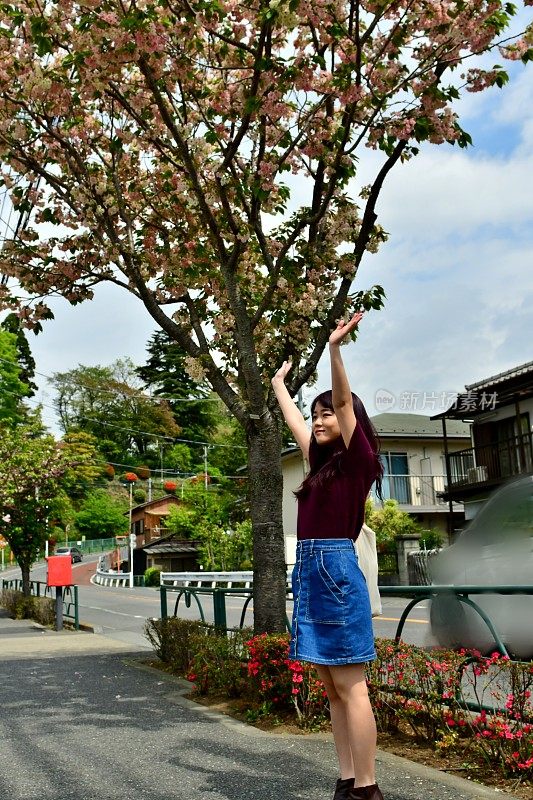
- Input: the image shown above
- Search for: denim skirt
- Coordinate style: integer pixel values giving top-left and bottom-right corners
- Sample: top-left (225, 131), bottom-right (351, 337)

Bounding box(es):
top-left (290, 538), bottom-right (376, 666)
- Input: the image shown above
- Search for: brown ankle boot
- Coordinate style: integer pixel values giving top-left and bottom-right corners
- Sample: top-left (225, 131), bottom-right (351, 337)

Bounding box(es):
top-left (333, 778), bottom-right (355, 800)
top-left (346, 784), bottom-right (384, 800)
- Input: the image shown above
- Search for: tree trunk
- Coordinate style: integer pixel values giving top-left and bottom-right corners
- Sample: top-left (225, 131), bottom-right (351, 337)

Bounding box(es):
top-left (21, 563), bottom-right (31, 597)
top-left (248, 420), bottom-right (287, 634)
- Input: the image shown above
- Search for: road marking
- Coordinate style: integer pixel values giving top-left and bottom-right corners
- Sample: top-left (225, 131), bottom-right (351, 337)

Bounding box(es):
top-left (378, 617), bottom-right (428, 625)
top-left (84, 606), bottom-right (145, 619)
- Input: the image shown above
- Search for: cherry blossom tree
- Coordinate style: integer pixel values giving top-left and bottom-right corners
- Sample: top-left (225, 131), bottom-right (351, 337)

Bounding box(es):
top-left (0, 0), bottom-right (531, 630)
top-left (0, 422), bottom-right (99, 594)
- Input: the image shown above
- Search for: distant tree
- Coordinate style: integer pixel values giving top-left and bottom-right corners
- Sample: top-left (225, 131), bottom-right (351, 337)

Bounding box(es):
top-left (50, 358), bottom-right (180, 463)
top-left (60, 430), bottom-right (107, 500)
top-left (365, 498), bottom-right (423, 552)
top-left (164, 443), bottom-right (193, 474)
top-left (0, 328), bottom-right (30, 424)
top-left (47, 490), bottom-right (76, 539)
top-left (0, 422), bottom-right (93, 594)
top-left (74, 490), bottom-right (129, 539)
top-left (138, 330), bottom-right (219, 443)
top-left (165, 483), bottom-right (251, 569)
top-left (1, 313), bottom-right (37, 396)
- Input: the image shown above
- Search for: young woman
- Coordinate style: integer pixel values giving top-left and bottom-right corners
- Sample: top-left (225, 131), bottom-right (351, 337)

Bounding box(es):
top-left (271, 313), bottom-right (384, 800)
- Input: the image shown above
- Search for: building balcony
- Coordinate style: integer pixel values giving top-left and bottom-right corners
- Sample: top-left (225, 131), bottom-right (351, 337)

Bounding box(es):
top-left (446, 431), bottom-right (533, 496)
top-left (372, 474), bottom-right (463, 513)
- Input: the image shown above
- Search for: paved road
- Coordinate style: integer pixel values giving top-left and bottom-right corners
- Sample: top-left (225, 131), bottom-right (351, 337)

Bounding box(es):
top-left (0, 612), bottom-right (515, 800)
top-left (1, 556), bottom-right (436, 650)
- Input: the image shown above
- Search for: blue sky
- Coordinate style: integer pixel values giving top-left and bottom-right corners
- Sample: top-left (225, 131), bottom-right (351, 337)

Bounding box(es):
top-left (18, 57), bottom-right (533, 433)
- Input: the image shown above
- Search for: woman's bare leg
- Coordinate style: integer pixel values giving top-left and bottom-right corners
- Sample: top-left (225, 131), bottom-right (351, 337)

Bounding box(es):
top-left (314, 664), bottom-right (355, 780)
top-left (328, 663), bottom-right (377, 787)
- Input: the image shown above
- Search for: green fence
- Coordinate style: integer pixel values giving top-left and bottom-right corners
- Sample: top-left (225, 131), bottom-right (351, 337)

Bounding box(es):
top-left (61, 537), bottom-right (116, 554)
top-left (159, 583), bottom-right (533, 661)
top-left (1, 578), bottom-right (79, 629)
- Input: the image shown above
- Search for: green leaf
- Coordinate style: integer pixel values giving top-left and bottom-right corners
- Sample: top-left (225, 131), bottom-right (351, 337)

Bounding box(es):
top-left (204, 129), bottom-right (218, 145)
top-left (494, 70), bottom-right (509, 89)
top-left (244, 95), bottom-right (261, 116)
top-left (41, 208), bottom-right (59, 224)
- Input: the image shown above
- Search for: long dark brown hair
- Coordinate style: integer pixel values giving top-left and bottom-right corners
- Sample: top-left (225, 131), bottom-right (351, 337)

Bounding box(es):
top-left (294, 390), bottom-right (383, 500)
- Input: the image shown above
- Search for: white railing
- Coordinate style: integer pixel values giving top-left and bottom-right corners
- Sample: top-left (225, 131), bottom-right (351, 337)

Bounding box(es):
top-left (93, 566), bottom-right (130, 587)
top-left (93, 549), bottom-right (130, 587)
top-left (161, 570), bottom-right (293, 589)
top-left (376, 474), bottom-right (453, 507)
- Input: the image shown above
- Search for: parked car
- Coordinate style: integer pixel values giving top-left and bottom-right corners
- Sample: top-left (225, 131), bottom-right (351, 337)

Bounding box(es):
top-left (429, 475), bottom-right (533, 659)
top-left (55, 546), bottom-right (83, 564)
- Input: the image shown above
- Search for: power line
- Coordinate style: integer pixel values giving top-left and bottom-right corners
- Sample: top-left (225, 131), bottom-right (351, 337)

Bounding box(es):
top-left (0, 386), bottom-right (248, 449)
top-left (0, 353), bottom-right (219, 404)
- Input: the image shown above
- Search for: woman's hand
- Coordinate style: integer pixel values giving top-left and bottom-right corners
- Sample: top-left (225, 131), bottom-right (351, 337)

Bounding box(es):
top-left (329, 312), bottom-right (364, 346)
top-left (272, 360), bottom-right (292, 384)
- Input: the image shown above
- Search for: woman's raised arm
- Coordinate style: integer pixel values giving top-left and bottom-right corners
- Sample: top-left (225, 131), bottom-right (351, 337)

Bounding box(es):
top-left (329, 312), bottom-right (364, 448)
top-left (271, 361), bottom-right (310, 461)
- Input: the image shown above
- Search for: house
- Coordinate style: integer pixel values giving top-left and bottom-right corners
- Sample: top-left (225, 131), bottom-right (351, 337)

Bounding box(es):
top-left (127, 494), bottom-right (200, 575)
top-left (133, 534), bottom-right (201, 575)
top-left (431, 360), bottom-right (533, 521)
top-left (128, 495), bottom-right (182, 546)
top-left (281, 412), bottom-right (471, 564)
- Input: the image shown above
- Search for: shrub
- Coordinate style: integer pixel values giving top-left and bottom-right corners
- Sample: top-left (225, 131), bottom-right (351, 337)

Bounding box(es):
top-left (244, 632), bottom-right (328, 727)
top-left (144, 566), bottom-right (162, 587)
top-left (134, 488), bottom-right (146, 504)
top-left (187, 628), bottom-right (250, 698)
top-left (145, 618), bottom-right (533, 776)
top-left (365, 499), bottom-right (423, 552)
top-left (144, 617), bottom-right (207, 670)
top-left (1, 589), bottom-right (55, 626)
top-left (419, 528), bottom-right (443, 550)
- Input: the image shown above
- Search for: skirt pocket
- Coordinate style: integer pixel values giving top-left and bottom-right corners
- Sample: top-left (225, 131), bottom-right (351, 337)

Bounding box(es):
top-left (306, 550), bottom-right (347, 625)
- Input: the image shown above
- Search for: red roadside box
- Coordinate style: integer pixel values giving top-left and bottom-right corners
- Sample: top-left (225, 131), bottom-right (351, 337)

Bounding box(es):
top-left (46, 555), bottom-right (73, 587)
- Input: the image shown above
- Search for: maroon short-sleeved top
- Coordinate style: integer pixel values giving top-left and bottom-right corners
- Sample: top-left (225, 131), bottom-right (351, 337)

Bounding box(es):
top-left (297, 423), bottom-right (377, 541)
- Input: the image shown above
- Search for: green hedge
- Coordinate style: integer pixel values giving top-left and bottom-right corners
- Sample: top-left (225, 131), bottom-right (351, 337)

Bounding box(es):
top-left (1, 589), bottom-right (55, 627)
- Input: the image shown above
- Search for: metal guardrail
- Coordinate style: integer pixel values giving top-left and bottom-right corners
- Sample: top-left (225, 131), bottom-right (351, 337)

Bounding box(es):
top-left (93, 567), bottom-right (131, 587)
top-left (161, 570), bottom-right (293, 589)
top-left (1, 579), bottom-right (79, 629)
top-left (159, 583), bottom-right (533, 661)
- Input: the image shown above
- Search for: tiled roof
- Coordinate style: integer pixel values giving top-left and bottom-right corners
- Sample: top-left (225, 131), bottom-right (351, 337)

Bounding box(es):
top-left (142, 535), bottom-right (199, 555)
top-left (370, 413), bottom-right (470, 437)
top-left (466, 360), bottom-right (533, 391)
top-left (126, 494), bottom-right (180, 515)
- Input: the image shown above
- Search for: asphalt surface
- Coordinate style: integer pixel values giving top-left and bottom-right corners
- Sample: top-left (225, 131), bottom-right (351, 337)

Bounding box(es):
top-left (0, 610), bottom-right (519, 800)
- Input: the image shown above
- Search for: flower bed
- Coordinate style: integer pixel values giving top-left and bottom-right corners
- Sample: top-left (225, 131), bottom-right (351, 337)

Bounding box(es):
top-left (145, 619), bottom-right (533, 788)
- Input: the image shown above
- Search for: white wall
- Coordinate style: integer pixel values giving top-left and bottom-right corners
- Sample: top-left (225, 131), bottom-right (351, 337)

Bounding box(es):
top-left (473, 397), bottom-right (533, 428)
top-left (378, 436), bottom-right (470, 477)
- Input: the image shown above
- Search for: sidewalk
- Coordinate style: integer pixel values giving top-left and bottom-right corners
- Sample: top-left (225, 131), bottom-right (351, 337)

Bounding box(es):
top-left (0, 610), bottom-right (519, 800)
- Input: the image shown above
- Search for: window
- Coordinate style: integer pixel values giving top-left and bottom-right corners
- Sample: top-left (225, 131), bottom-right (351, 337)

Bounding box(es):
top-left (380, 452), bottom-right (411, 504)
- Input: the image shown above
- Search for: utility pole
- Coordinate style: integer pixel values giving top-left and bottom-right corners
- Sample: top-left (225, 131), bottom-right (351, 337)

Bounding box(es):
top-left (128, 481), bottom-right (134, 589)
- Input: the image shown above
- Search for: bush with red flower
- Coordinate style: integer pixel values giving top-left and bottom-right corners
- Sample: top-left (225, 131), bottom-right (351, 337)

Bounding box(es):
top-left (144, 617), bottom-right (533, 781)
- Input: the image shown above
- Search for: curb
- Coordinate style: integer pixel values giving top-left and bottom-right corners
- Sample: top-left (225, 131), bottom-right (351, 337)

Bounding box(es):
top-left (127, 658), bottom-right (521, 800)
top-left (77, 621), bottom-right (104, 634)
